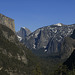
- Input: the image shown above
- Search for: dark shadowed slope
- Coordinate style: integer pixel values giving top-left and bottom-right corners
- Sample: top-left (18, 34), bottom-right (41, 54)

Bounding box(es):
top-left (0, 24), bottom-right (42, 75)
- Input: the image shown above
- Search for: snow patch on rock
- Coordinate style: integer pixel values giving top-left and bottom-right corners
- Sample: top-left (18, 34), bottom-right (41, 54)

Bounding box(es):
top-left (22, 27), bottom-right (26, 29)
top-left (33, 44), bottom-right (36, 49)
top-left (35, 33), bottom-right (39, 37)
top-left (17, 35), bottom-right (22, 41)
top-left (54, 23), bottom-right (63, 26)
top-left (43, 46), bottom-right (46, 48)
top-left (44, 49), bottom-right (47, 52)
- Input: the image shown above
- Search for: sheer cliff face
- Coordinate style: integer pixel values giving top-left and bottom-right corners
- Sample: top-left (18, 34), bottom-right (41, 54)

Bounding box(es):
top-left (0, 14), bottom-right (15, 32)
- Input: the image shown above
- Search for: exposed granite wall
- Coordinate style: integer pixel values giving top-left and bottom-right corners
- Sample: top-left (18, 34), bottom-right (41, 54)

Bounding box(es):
top-left (0, 14), bottom-right (15, 32)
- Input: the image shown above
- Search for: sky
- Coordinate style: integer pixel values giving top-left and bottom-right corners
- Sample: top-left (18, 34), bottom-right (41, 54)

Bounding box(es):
top-left (0, 0), bottom-right (75, 32)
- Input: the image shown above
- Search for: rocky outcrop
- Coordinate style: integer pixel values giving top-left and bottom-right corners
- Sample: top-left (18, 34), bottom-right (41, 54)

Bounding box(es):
top-left (0, 14), bottom-right (15, 32)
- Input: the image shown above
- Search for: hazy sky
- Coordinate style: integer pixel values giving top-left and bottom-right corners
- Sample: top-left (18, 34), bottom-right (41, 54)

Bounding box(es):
top-left (0, 0), bottom-right (75, 32)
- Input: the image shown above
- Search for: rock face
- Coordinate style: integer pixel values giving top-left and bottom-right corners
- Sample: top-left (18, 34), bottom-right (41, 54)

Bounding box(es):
top-left (0, 14), bottom-right (15, 32)
top-left (22, 24), bottom-right (75, 55)
top-left (17, 27), bottom-right (31, 41)
top-left (63, 30), bottom-right (75, 69)
top-left (60, 29), bottom-right (75, 59)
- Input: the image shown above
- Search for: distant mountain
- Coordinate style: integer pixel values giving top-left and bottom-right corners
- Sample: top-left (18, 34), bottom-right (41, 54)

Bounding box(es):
top-left (22, 23), bottom-right (75, 56)
top-left (17, 27), bottom-right (31, 41)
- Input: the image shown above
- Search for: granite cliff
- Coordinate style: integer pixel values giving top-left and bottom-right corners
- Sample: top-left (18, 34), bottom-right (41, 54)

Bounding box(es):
top-left (0, 14), bottom-right (15, 32)
top-left (22, 23), bottom-right (75, 57)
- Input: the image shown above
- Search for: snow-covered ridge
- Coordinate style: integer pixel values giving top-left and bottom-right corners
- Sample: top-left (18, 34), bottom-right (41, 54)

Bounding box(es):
top-left (54, 23), bottom-right (63, 26)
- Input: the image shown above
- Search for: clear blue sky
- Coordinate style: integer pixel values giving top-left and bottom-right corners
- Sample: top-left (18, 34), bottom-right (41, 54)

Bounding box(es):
top-left (0, 0), bottom-right (75, 32)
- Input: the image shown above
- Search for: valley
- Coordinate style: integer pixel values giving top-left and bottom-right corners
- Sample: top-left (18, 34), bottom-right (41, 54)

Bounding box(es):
top-left (0, 14), bottom-right (75, 75)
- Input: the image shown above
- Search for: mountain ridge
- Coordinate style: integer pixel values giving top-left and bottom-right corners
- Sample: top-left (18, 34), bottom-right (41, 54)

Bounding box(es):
top-left (21, 24), bottom-right (75, 57)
